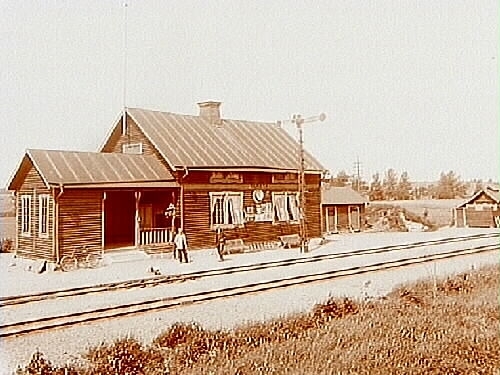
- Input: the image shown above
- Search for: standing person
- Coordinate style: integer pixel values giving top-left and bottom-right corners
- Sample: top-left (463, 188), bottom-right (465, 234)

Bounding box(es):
top-left (174, 228), bottom-right (189, 263)
top-left (215, 227), bottom-right (225, 262)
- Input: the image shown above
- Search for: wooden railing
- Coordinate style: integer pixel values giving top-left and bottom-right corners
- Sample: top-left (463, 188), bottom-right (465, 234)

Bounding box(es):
top-left (139, 228), bottom-right (173, 245)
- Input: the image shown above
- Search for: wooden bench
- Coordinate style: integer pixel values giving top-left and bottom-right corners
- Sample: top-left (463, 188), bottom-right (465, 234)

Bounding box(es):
top-left (279, 234), bottom-right (302, 248)
top-left (224, 239), bottom-right (249, 254)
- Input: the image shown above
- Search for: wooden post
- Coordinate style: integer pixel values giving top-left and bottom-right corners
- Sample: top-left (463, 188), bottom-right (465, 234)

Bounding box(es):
top-left (134, 191), bottom-right (141, 247)
top-left (325, 206), bottom-right (329, 233)
top-left (334, 206), bottom-right (338, 233)
top-left (101, 192), bottom-right (106, 253)
top-left (32, 188), bottom-right (36, 255)
top-left (180, 186), bottom-right (184, 231)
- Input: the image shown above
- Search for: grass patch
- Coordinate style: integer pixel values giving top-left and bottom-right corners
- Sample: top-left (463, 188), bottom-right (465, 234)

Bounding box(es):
top-left (18, 266), bottom-right (499, 374)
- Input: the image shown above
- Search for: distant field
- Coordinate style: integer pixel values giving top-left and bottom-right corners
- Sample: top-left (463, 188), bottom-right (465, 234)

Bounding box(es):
top-left (0, 216), bottom-right (15, 239)
top-left (0, 192), bottom-right (15, 215)
top-left (370, 199), bottom-right (462, 226)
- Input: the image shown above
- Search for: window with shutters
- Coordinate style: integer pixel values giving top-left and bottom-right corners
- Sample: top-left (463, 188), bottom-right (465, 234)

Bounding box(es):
top-left (273, 192), bottom-right (300, 222)
top-left (210, 192), bottom-right (244, 228)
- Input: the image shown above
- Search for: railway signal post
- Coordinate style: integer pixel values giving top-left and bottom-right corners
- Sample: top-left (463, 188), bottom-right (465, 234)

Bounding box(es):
top-left (291, 113), bottom-right (326, 253)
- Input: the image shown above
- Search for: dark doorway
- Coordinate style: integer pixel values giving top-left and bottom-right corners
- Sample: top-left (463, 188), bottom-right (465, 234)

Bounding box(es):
top-left (104, 191), bottom-right (135, 249)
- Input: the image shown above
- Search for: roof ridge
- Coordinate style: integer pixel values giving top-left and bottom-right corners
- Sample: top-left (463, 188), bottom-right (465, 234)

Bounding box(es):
top-left (128, 107), bottom-right (277, 126)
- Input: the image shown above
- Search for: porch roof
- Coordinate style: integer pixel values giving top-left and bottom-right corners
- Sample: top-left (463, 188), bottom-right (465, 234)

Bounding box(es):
top-left (9, 149), bottom-right (177, 190)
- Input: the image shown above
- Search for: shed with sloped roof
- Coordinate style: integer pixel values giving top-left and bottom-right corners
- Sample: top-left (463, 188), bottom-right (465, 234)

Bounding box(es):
top-left (454, 186), bottom-right (500, 228)
top-left (321, 185), bottom-right (368, 233)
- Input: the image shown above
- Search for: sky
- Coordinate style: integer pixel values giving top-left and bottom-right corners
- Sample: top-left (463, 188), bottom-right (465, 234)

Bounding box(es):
top-left (0, 0), bottom-right (498, 188)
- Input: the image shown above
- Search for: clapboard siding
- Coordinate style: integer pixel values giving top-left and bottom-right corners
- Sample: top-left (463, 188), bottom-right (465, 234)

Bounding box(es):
top-left (16, 164), bottom-right (54, 261)
top-left (102, 115), bottom-right (172, 172)
top-left (58, 190), bottom-right (102, 257)
top-left (182, 179), bottom-right (322, 249)
top-left (464, 209), bottom-right (496, 228)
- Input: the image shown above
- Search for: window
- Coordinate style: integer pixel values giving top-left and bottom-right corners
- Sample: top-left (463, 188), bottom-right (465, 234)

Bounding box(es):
top-left (210, 192), bottom-right (244, 228)
top-left (122, 143), bottom-right (143, 154)
top-left (39, 195), bottom-right (50, 237)
top-left (273, 192), bottom-right (300, 222)
top-left (255, 202), bottom-right (273, 222)
top-left (20, 195), bottom-right (31, 236)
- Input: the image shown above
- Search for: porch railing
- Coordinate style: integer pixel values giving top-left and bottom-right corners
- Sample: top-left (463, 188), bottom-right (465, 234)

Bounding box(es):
top-left (139, 228), bottom-right (173, 245)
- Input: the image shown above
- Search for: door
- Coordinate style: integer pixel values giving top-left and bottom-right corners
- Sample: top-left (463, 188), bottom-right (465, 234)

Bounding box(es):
top-left (104, 191), bottom-right (135, 249)
top-left (139, 204), bottom-right (153, 229)
top-left (349, 206), bottom-right (361, 231)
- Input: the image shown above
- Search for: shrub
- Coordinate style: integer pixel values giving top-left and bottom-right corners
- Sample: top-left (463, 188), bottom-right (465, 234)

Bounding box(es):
top-left (84, 338), bottom-right (165, 375)
top-left (312, 297), bottom-right (360, 322)
top-left (1, 238), bottom-right (13, 252)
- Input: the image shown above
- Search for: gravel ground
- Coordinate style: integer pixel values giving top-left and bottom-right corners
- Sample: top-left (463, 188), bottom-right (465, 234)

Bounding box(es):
top-left (1, 227), bottom-right (494, 297)
top-left (1, 227), bottom-right (498, 373)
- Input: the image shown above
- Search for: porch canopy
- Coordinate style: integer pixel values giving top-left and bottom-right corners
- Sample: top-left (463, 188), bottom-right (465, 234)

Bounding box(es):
top-left (9, 149), bottom-right (179, 251)
top-left (9, 149), bottom-right (178, 190)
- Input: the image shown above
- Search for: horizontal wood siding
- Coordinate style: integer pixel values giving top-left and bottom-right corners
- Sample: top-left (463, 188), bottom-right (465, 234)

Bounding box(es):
top-left (183, 190), bottom-right (211, 248)
top-left (305, 188), bottom-right (321, 238)
top-left (465, 208), bottom-right (495, 228)
top-left (16, 164), bottom-right (54, 261)
top-left (182, 181), bottom-right (322, 249)
top-left (58, 190), bottom-right (102, 257)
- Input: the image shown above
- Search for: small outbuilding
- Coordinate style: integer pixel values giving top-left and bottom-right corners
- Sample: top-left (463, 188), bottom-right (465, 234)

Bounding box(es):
top-left (321, 185), bottom-right (368, 233)
top-left (454, 187), bottom-right (500, 228)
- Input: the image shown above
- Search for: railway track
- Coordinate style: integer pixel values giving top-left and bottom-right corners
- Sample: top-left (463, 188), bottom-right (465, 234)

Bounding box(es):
top-left (1, 241), bottom-right (498, 338)
top-left (1, 232), bottom-right (497, 308)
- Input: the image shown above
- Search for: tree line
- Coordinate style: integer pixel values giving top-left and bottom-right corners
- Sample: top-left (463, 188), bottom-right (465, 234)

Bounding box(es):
top-left (327, 169), bottom-right (476, 200)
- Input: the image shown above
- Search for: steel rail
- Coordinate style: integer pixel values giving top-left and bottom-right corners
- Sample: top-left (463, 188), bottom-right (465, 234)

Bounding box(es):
top-left (1, 232), bottom-right (497, 307)
top-left (1, 242), bottom-right (497, 338)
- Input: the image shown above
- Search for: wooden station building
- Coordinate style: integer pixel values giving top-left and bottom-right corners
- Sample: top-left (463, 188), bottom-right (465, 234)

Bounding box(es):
top-left (8, 101), bottom-right (326, 263)
top-left (454, 186), bottom-right (500, 228)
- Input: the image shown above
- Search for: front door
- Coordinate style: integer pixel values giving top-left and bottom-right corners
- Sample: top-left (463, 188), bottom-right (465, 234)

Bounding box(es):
top-left (104, 191), bottom-right (135, 249)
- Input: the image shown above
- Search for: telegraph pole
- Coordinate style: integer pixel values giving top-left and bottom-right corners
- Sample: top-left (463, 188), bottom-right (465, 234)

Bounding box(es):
top-left (122, 1), bottom-right (129, 136)
top-left (353, 156), bottom-right (362, 192)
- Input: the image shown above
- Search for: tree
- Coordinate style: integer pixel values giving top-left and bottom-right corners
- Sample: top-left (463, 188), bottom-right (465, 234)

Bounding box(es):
top-left (396, 171), bottom-right (412, 200)
top-left (435, 171), bottom-right (466, 199)
top-left (382, 168), bottom-right (398, 200)
top-left (369, 172), bottom-right (384, 200)
top-left (331, 170), bottom-right (350, 187)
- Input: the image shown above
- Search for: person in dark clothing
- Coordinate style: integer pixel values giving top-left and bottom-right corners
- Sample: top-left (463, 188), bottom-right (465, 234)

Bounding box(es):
top-left (174, 228), bottom-right (189, 263)
top-left (215, 227), bottom-right (225, 262)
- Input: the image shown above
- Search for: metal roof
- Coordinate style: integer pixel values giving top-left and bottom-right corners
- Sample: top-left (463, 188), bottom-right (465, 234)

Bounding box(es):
top-left (321, 185), bottom-right (368, 205)
top-left (127, 108), bottom-right (326, 172)
top-left (21, 149), bottom-right (176, 188)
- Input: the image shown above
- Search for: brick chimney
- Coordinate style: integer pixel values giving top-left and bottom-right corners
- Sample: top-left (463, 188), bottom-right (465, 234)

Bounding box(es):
top-left (197, 101), bottom-right (222, 125)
